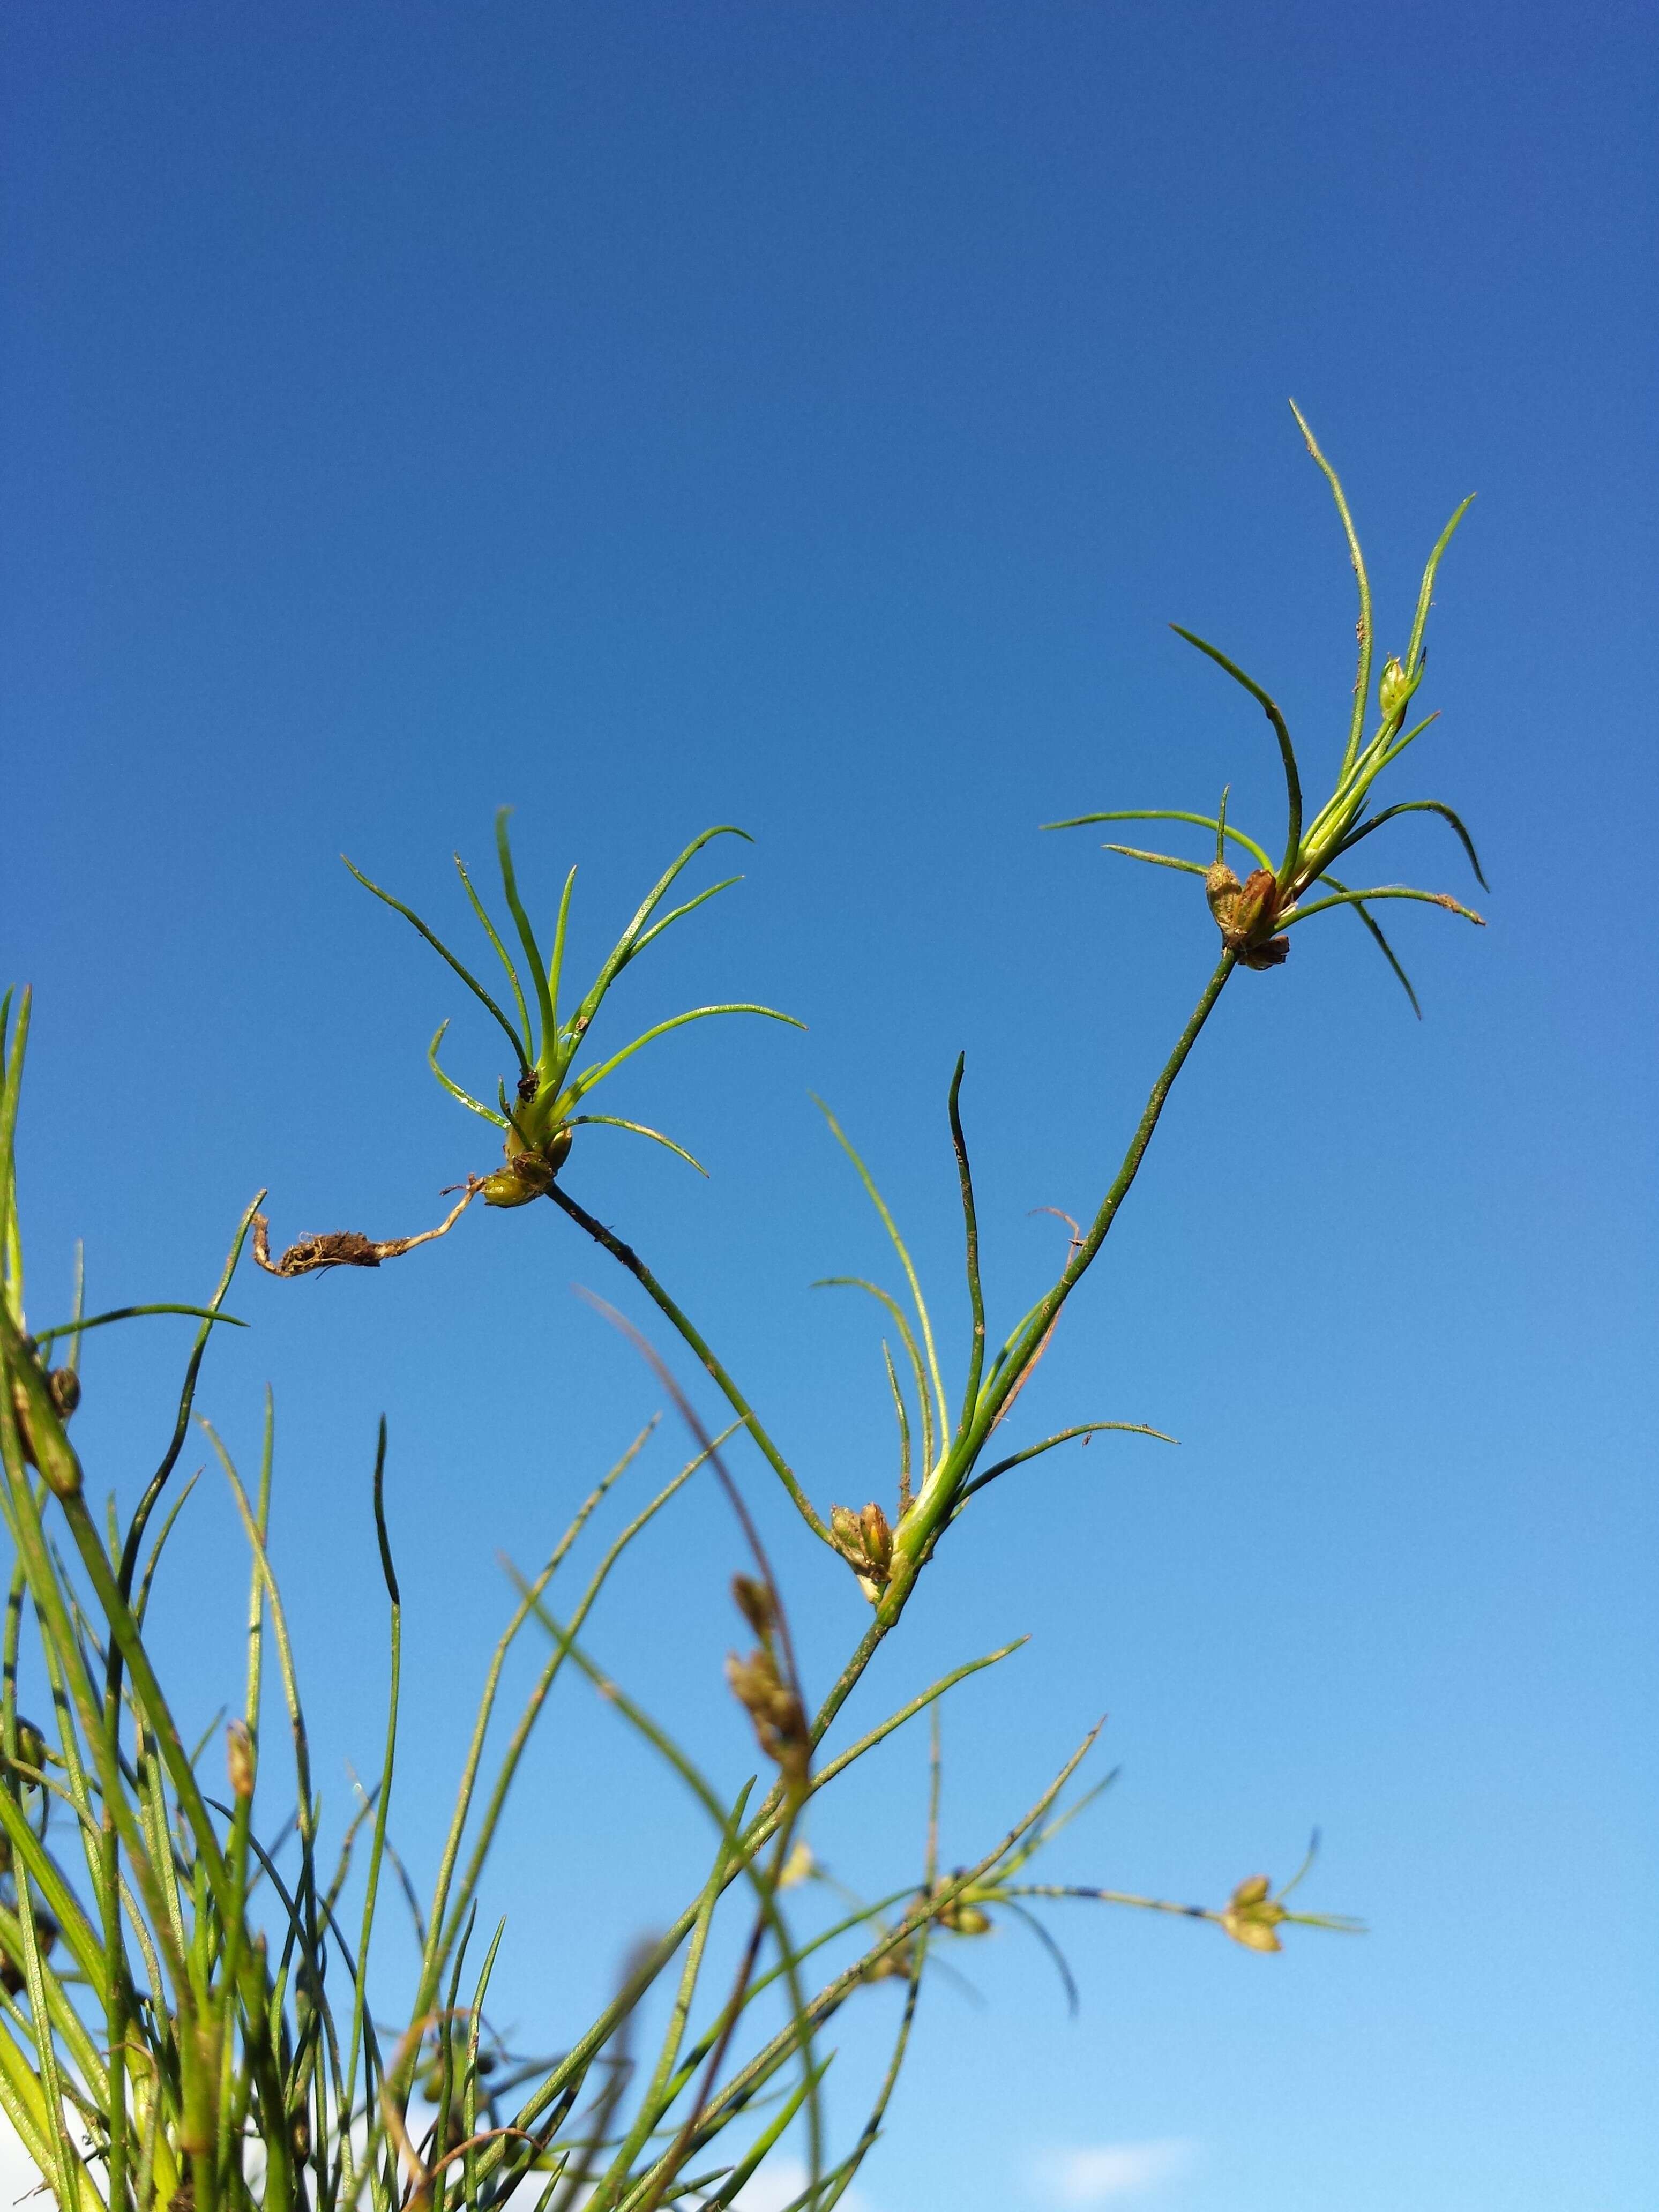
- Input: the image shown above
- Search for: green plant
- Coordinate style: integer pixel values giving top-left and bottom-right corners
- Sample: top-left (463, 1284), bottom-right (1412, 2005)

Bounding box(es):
top-left (0, 414), bottom-right (1485, 2212)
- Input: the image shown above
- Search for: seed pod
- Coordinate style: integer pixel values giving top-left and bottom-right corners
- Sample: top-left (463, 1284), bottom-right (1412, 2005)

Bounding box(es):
top-left (4, 1717), bottom-right (47, 1779)
top-left (482, 1129), bottom-right (572, 1209)
top-left (226, 1720), bottom-right (255, 1800)
top-left (858, 1502), bottom-right (893, 1577)
top-left (731, 1574), bottom-right (775, 1638)
top-left (829, 1504), bottom-right (862, 1555)
top-left (940, 1900), bottom-right (992, 1935)
top-left (1242, 934), bottom-right (1290, 970)
top-left (1378, 655), bottom-right (1411, 720)
top-left (1205, 862), bottom-right (1243, 936)
top-left (1208, 862), bottom-right (1287, 966)
top-left (1220, 1871), bottom-right (1287, 1952)
top-left (725, 1645), bottom-right (809, 1789)
top-left (861, 1937), bottom-right (918, 1983)
top-left (480, 1166), bottom-right (542, 1207)
top-left (47, 1369), bottom-right (80, 1420)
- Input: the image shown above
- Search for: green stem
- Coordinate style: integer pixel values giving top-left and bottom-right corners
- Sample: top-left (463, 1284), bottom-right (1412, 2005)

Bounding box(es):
top-left (891, 952), bottom-right (1236, 1601)
top-left (544, 1184), bottom-right (832, 1545)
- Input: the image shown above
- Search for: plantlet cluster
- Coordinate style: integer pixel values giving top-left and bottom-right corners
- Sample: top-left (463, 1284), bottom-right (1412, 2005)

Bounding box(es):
top-left (1, 413), bottom-right (1486, 2211)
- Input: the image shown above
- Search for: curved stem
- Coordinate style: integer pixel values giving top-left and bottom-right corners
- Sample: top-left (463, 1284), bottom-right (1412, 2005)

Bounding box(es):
top-left (891, 953), bottom-right (1236, 1599)
top-left (545, 1183), bottom-right (832, 1546)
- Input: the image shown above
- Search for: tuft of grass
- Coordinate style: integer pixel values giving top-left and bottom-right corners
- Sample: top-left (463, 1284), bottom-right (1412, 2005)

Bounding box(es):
top-left (0, 417), bottom-right (1487, 2210)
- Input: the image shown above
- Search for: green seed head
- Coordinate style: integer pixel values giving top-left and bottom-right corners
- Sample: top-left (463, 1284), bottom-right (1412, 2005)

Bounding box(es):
top-left (1221, 1872), bottom-right (1288, 1952)
top-left (1378, 655), bottom-right (1412, 721)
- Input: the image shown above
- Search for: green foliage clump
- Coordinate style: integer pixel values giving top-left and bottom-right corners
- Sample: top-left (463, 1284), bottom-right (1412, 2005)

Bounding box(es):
top-left (0, 414), bottom-right (1481, 2212)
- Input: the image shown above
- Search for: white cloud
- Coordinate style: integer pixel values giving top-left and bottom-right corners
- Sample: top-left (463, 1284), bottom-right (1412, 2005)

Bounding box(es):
top-left (735, 2153), bottom-right (872, 2211)
top-left (1032, 2139), bottom-right (1197, 2205)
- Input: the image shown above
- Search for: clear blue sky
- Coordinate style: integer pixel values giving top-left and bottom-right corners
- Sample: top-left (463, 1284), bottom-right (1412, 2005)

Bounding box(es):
top-left (2, 6), bottom-right (1653, 2208)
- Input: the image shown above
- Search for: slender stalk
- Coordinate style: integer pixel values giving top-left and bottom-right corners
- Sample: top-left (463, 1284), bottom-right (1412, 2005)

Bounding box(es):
top-left (891, 952), bottom-right (1236, 1600)
top-left (544, 1184), bottom-right (832, 1545)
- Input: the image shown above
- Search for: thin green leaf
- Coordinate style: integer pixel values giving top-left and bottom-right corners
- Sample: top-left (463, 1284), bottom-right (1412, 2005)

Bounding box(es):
top-left (812, 1100), bottom-right (949, 1467)
top-left (1289, 401), bottom-right (1373, 780)
top-left (28, 1305), bottom-right (248, 1351)
top-left (572, 1005), bottom-right (805, 1102)
top-left (812, 1278), bottom-right (935, 1486)
top-left (428, 1019), bottom-right (510, 1127)
top-left (495, 810), bottom-right (558, 1065)
top-left (1332, 799), bottom-right (1488, 888)
top-left (1170, 626), bottom-right (1303, 880)
top-left (567, 1114), bottom-right (708, 1176)
top-left (454, 853), bottom-right (534, 1055)
top-left (580, 828), bottom-right (754, 1021)
top-left (947, 1056), bottom-right (985, 1445)
top-left (1044, 808), bottom-right (1275, 877)
top-left (1, 990), bottom-right (33, 1326)
top-left (956, 1421), bottom-right (1176, 1508)
top-left (808, 1639), bottom-right (1027, 1798)
top-left (625, 876), bottom-right (744, 964)
top-left (881, 1342), bottom-right (913, 1511)
top-left (1102, 844), bottom-right (1210, 878)
top-left (545, 863), bottom-right (580, 1049)
top-left (1404, 495), bottom-right (1476, 676)
top-left (699, 2059), bottom-right (827, 2209)
top-left (345, 855), bottom-right (530, 1072)
top-left (1281, 884), bottom-right (1485, 929)
top-left (1324, 877), bottom-right (1422, 1018)
top-left (344, 1418), bottom-right (399, 2147)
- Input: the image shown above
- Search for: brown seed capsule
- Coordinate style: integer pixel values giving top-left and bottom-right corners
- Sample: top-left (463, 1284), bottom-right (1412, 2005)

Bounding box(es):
top-left (731, 1574), bottom-right (775, 1638)
top-left (1205, 862), bottom-right (1243, 935)
top-left (725, 1646), bottom-right (809, 1789)
top-left (1242, 935), bottom-right (1290, 970)
top-left (1207, 862), bottom-right (1288, 966)
top-left (47, 1369), bottom-right (80, 1421)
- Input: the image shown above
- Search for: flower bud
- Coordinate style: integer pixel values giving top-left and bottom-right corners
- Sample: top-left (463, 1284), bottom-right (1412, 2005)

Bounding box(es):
top-left (4, 1718), bottom-right (47, 1780)
top-left (858, 1502), bottom-right (893, 1576)
top-left (226, 1720), bottom-right (255, 1800)
top-left (940, 1900), bottom-right (992, 1935)
top-left (1221, 1872), bottom-right (1287, 1953)
top-left (1378, 655), bottom-right (1412, 720)
top-left (778, 1839), bottom-right (816, 1889)
top-left (830, 1504), bottom-right (862, 1555)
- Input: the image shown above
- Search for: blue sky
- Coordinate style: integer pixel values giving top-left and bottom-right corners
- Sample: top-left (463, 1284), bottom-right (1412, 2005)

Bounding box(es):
top-left (2, 4), bottom-right (1654, 2207)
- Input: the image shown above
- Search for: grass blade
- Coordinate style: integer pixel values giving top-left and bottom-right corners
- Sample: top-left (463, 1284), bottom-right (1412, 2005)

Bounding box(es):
top-left (811, 1101), bottom-right (948, 1470)
top-left (428, 1021), bottom-right (510, 1127)
top-left (1170, 627), bottom-right (1303, 880)
top-left (1289, 401), bottom-right (1373, 780)
top-left (346, 855), bottom-right (530, 1073)
top-left (1044, 808), bottom-right (1275, 876)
